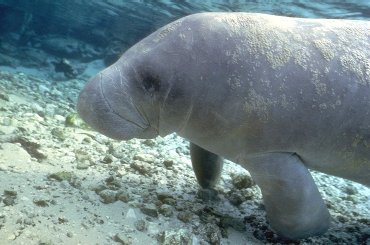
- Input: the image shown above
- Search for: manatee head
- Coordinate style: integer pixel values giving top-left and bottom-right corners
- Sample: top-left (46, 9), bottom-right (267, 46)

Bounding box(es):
top-left (77, 61), bottom-right (161, 140)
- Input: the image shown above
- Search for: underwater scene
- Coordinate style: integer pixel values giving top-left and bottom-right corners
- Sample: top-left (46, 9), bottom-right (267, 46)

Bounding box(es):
top-left (0, 1), bottom-right (369, 244)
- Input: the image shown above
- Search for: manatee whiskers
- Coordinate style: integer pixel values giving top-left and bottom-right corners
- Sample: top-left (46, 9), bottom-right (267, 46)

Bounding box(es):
top-left (100, 74), bottom-right (147, 130)
top-left (133, 103), bottom-right (151, 130)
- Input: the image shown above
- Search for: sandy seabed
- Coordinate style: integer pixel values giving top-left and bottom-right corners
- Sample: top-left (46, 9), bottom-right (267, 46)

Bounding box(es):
top-left (0, 71), bottom-right (369, 245)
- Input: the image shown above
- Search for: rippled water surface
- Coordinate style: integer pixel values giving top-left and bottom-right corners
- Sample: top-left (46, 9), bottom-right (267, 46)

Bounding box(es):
top-left (0, 0), bottom-right (369, 45)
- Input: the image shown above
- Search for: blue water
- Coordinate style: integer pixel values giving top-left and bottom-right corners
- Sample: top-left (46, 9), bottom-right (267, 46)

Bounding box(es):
top-left (0, 0), bottom-right (369, 44)
top-left (0, 0), bottom-right (369, 78)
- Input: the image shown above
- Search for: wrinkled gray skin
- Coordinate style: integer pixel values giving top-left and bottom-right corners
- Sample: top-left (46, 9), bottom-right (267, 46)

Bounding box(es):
top-left (77, 13), bottom-right (370, 239)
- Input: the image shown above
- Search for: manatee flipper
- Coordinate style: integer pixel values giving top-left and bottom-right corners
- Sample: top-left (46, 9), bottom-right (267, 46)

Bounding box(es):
top-left (190, 143), bottom-right (223, 189)
top-left (245, 152), bottom-right (330, 239)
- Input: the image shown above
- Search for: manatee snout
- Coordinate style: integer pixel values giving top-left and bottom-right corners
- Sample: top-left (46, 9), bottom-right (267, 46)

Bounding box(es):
top-left (77, 70), bottom-right (156, 140)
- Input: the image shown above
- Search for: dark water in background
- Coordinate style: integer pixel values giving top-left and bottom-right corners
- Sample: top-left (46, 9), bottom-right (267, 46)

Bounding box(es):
top-left (0, 0), bottom-right (369, 78)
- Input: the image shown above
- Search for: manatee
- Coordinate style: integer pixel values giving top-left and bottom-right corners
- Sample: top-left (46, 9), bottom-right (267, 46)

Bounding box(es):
top-left (77, 13), bottom-right (370, 239)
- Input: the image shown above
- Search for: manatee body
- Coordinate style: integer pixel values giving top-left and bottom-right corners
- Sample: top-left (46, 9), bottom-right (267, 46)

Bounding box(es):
top-left (77, 13), bottom-right (370, 239)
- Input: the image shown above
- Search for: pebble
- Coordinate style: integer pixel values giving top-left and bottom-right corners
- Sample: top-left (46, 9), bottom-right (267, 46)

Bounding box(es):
top-left (51, 127), bottom-right (66, 141)
top-left (162, 160), bottom-right (174, 168)
top-left (116, 190), bottom-right (131, 203)
top-left (142, 139), bottom-right (156, 146)
top-left (3, 190), bottom-right (17, 205)
top-left (33, 199), bottom-right (50, 207)
top-left (48, 171), bottom-right (73, 182)
top-left (227, 191), bottom-right (244, 206)
top-left (4, 190), bottom-right (17, 197)
top-left (7, 234), bottom-right (16, 240)
top-left (76, 160), bottom-right (90, 170)
top-left (105, 176), bottom-right (121, 189)
top-left (114, 232), bottom-right (132, 245)
top-left (98, 189), bottom-right (117, 204)
top-left (159, 204), bottom-right (174, 217)
top-left (158, 229), bottom-right (192, 245)
top-left (74, 149), bottom-right (90, 161)
top-left (343, 185), bottom-right (358, 195)
top-left (3, 196), bottom-right (16, 206)
top-left (140, 204), bottom-right (158, 218)
top-left (0, 91), bottom-right (9, 101)
top-left (102, 154), bottom-right (114, 164)
top-left (177, 211), bottom-right (193, 223)
top-left (230, 172), bottom-right (254, 189)
top-left (156, 191), bottom-right (174, 202)
top-left (130, 160), bottom-right (151, 175)
top-left (204, 224), bottom-right (222, 245)
top-left (133, 153), bottom-right (156, 163)
top-left (92, 184), bottom-right (107, 194)
top-left (134, 219), bottom-right (147, 231)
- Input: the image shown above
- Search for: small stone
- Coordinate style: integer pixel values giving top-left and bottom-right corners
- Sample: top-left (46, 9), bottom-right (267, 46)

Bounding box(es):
top-left (228, 192), bottom-right (244, 206)
top-left (98, 189), bottom-right (117, 204)
top-left (156, 191), bottom-right (174, 202)
top-left (58, 217), bottom-right (68, 224)
top-left (159, 204), bottom-right (173, 217)
top-left (230, 172), bottom-right (254, 189)
top-left (102, 154), bottom-right (114, 164)
top-left (163, 160), bottom-right (174, 168)
top-left (343, 185), bottom-right (358, 195)
top-left (177, 211), bottom-right (193, 223)
top-left (3, 196), bottom-right (15, 206)
top-left (337, 215), bottom-right (349, 223)
top-left (116, 190), bottom-right (130, 203)
top-left (92, 184), bottom-right (107, 194)
top-left (38, 239), bottom-right (55, 245)
top-left (162, 197), bottom-right (177, 206)
top-left (76, 160), bottom-right (90, 170)
top-left (140, 204), bottom-right (158, 218)
top-left (130, 160), bottom-right (151, 175)
top-left (23, 218), bottom-right (35, 226)
top-left (17, 137), bottom-right (47, 160)
top-left (81, 137), bottom-right (92, 144)
top-left (142, 139), bottom-right (156, 146)
top-left (114, 232), bottom-right (132, 245)
top-left (48, 171), bottom-right (73, 181)
top-left (240, 189), bottom-right (255, 201)
top-left (4, 190), bottom-right (17, 197)
top-left (204, 224), bottom-right (222, 245)
top-left (105, 176), bottom-right (121, 190)
top-left (134, 219), bottom-right (147, 231)
top-left (7, 234), bottom-right (16, 240)
top-left (158, 229), bottom-right (191, 245)
top-left (0, 91), bottom-right (9, 101)
top-left (133, 153), bottom-right (155, 163)
top-left (33, 199), bottom-right (49, 207)
top-left (74, 149), bottom-right (90, 162)
top-left (51, 127), bottom-right (66, 141)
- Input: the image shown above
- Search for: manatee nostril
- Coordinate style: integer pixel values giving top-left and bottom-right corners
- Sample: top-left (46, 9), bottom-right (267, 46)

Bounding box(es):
top-left (143, 74), bottom-right (161, 93)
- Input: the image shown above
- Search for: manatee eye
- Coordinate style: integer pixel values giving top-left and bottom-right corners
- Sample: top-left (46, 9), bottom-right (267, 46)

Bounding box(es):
top-left (143, 75), bottom-right (161, 93)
